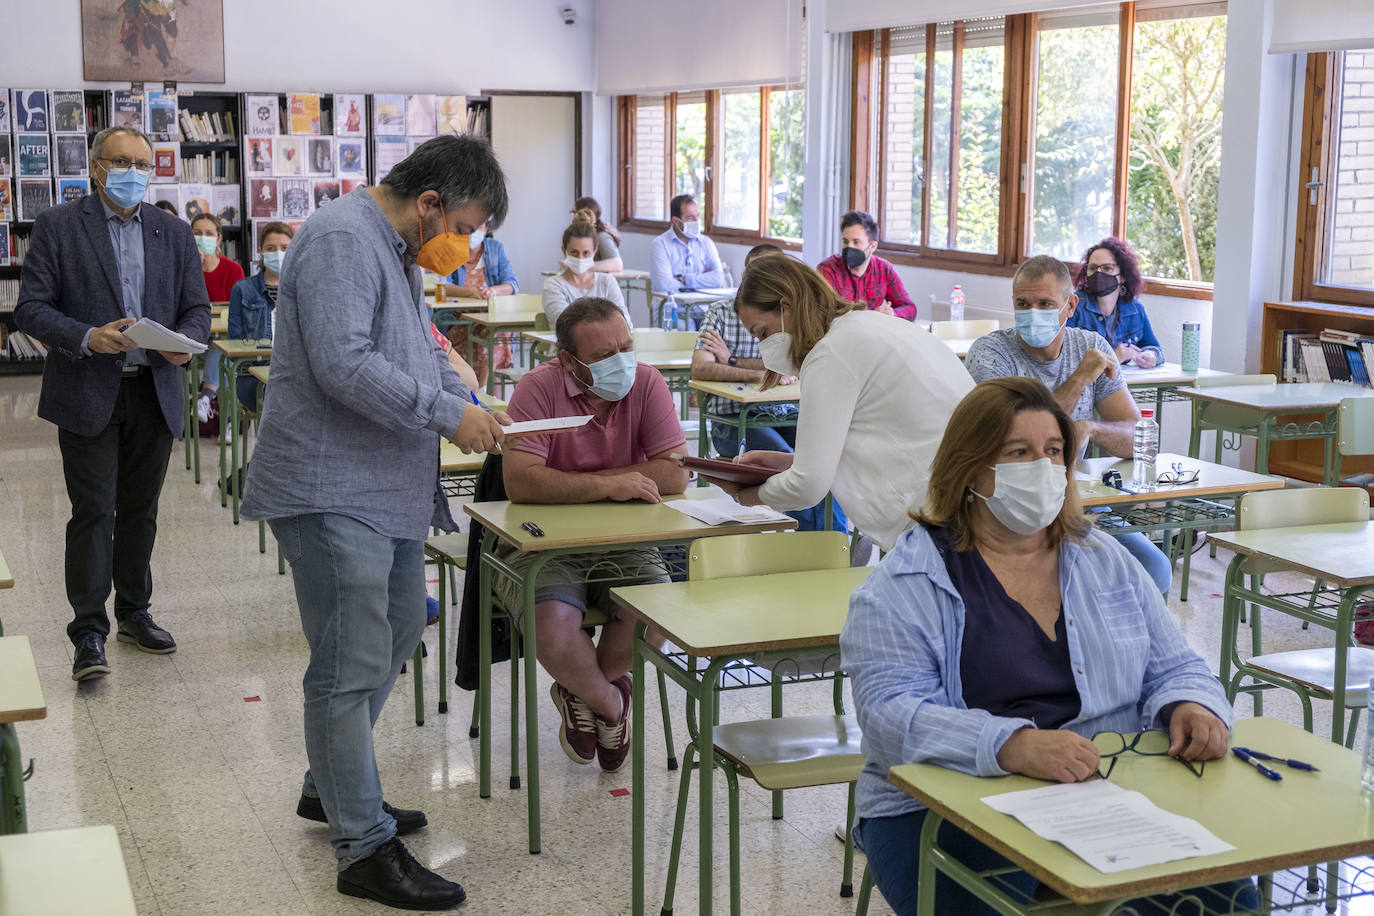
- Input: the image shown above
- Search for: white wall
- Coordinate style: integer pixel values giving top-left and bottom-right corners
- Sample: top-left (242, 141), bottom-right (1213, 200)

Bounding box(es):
top-left (0, 0), bottom-right (596, 92)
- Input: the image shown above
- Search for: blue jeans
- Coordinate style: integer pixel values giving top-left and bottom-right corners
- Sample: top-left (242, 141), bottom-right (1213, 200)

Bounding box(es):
top-left (858, 811), bottom-right (1259, 916)
top-left (709, 416), bottom-right (848, 533)
top-left (236, 376), bottom-right (261, 413)
top-left (270, 513), bottom-right (427, 869)
top-left (202, 349), bottom-right (221, 388)
top-left (1114, 531), bottom-right (1172, 594)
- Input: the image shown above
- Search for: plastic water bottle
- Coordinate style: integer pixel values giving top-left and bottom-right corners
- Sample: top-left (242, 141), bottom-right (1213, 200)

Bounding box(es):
top-left (1132, 409), bottom-right (1159, 488)
top-left (1363, 682), bottom-right (1374, 791)
top-left (949, 285), bottom-right (965, 323)
top-left (661, 299), bottom-right (679, 330)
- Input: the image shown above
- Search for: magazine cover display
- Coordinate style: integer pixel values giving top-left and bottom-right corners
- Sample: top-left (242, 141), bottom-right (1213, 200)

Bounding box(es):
top-left (288, 93), bottom-right (321, 135)
top-left (18, 178), bottom-right (53, 221)
top-left (334, 93), bottom-right (366, 137)
top-left (373, 94), bottom-right (405, 136)
top-left (306, 137), bottom-right (333, 176)
top-left (58, 177), bottom-right (90, 204)
top-left (245, 94), bottom-right (278, 137)
top-left (145, 89), bottom-right (178, 140)
top-left (274, 136), bottom-right (304, 176)
top-left (0, 136), bottom-right (14, 176)
top-left (16, 134), bottom-right (51, 178)
top-left (12, 90), bottom-right (48, 131)
top-left (250, 178), bottom-right (278, 219)
top-left (213, 185), bottom-right (241, 227)
top-left (0, 90), bottom-right (10, 132)
top-left (54, 135), bottom-right (89, 177)
top-left (110, 90), bottom-right (145, 130)
top-left (279, 177), bottom-right (311, 219)
top-left (50, 91), bottom-right (85, 133)
top-left (436, 96), bottom-right (467, 135)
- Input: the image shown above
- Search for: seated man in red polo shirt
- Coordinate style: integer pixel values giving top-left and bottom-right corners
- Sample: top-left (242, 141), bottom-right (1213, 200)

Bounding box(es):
top-left (500, 296), bottom-right (689, 773)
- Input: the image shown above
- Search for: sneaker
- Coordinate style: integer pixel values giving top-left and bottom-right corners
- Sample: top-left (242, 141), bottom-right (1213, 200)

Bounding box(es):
top-left (594, 675), bottom-right (633, 773)
top-left (835, 820), bottom-right (849, 843)
top-left (115, 609), bottom-right (176, 654)
top-left (425, 596), bottom-right (440, 626)
top-left (196, 393), bottom-right (212, 423)
top-left (1354, 601), bottom-right (1374, 647)
top-left (549, 682), bottom-right (597, 765)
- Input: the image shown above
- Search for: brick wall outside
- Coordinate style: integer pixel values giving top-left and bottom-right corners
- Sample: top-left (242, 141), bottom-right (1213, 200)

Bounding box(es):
top-left (634, 100), bottom-right (666, 221)
top-left (882, 56), bottom-right (918, 244)
top-left (1330, 51), bottom-right (1374, 290)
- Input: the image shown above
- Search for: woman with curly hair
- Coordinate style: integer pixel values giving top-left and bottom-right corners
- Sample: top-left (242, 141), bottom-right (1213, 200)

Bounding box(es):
top-left (1068, 237), bottom-right (1163, 369)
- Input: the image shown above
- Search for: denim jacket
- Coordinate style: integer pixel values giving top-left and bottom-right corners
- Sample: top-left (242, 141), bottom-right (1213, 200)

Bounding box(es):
top-left (1069, 293), bottom-right (1164, 364)
top-left (446, 237), bottom-right (519, 292)
top-left (228, 272), bottom-right (275, 341)
top-left (840, 524), bottom-right (1231, 822)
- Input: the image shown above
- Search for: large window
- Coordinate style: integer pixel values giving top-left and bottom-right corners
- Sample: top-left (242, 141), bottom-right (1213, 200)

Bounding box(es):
top-left (856, 2), bottom-right (1227, 291)
top-left (1295, 49), bottom-right (1374, 306)
top-left (617, 87), bottom-right (806, 245)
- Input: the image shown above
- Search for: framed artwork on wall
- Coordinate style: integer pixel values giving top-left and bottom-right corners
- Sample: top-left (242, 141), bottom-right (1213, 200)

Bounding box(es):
top-left (81, 0), bottom-right (226, 83)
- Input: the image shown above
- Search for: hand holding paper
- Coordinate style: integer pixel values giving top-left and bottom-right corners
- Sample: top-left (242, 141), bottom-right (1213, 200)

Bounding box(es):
top-left (119, 317), bottom-right (208, 355)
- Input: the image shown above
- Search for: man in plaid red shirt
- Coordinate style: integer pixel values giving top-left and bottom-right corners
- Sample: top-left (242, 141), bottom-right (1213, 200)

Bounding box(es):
top-left (816, 210), bottom-right (919, 321)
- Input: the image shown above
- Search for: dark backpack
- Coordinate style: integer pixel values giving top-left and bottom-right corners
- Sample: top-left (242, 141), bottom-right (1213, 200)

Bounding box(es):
top-left (453, 454), bottom-right (520, 691)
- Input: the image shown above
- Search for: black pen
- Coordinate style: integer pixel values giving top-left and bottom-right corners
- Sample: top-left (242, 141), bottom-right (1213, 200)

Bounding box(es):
top-left (1233, 747), bottom-right (1319, 772)
top-left (1231, 747), bottom-right (1282, 781)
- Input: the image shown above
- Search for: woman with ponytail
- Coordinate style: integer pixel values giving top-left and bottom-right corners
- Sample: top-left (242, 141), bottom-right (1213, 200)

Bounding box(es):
top-left (542, 208), bottom-right (632, 328)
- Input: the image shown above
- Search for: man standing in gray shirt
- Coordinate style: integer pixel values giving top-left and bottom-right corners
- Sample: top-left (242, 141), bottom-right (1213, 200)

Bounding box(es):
top-left (242, 136), bottom-right (507, 911)
top-left (965, 255), bottom-right (1172, 595)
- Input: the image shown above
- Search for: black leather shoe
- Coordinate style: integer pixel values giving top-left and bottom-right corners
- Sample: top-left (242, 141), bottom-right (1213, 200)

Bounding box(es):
top-left (337, 838), bottom-right (466, 910)
top-left (71, 632), bottom-right (111, 681)
top-left (297, 794), bottom-right (428, 836)
top-left (115, 609), bottom-right (176, 654)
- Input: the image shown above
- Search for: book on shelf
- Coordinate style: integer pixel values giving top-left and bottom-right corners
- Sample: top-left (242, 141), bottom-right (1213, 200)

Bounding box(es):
top-left (245, 137), bottom-right (273, 178)
top-left (306, 137), bottom-right (333, 176)
top-left (54, 135), bottom-right (88, 177)
top-left (0, 179), bottom-right (10, 220)
top-left (1345, 347), bottom-right (1371, 387)
top-left (49, 90), bottom-right (85, 133)
top-left (334, 93), bottom-right (366, 137)
top-left (182, 183), bottom-right (212, 222)
top-left (0, 279), bottom-right (18, 309)
top-left (245, 94), bottom-right (278, 137)
top-left (1322, 340), bottom-right (1353, 383)
top-left (406, 94), bottom-right (435, 137)
top-left (249, 178), bottom-right (278, 218)
top-left (213, 184), bottom-right (240, 227)
top-left (313, 179), bottom-right (340, 210)
top-left (0, 135), bottom-right (10, 177)
top-left (1298, 339), bottom-right (1329, 382)
top-left (373, 94), bottom-right (405, 136)
top-left (274, 136), bottom-right (304, 176)
top-left (57, 177), bottom-right (89, 204)
top-left (12, 89), bottom-right (49, 131)
top-left (466, 104), bottom-right (489, 137)
top-left (151, 141), bottom-right (180, 182)
top-left (336, 138), bottom-right (366, 176)
top-left (180, 150), bottom-right (239, 184)
top-left (0, 224), bottom-right (9, 268)
top-left (0, 89), bottom-right (10, 132)
top-left (288, 93), bottom-right (321, 135)
top-left (18, 178), bottom-right (52, 221)
top-left (373, 135), bottom-right (406, 181)
top-left (2, 230), bottom-right (29, 265)
top-left (178, 108), bottom-right (234, 143)
top-left (279, 178), bottom-right (312, 219)
top-left (109, 89), bottom-right (145, 131)
top-left (16, 133), bottom-right (51, 178)
top-left (436, 96), bottom-right (467, 135)
top-left (1320, 327), bottom-right (1365, 346)
top-left (3, 328), bottom-right (48, 360)
top-left (145, 88), bottom-right (178, 140)
top-left (146, 183), bottom-right (181, 216)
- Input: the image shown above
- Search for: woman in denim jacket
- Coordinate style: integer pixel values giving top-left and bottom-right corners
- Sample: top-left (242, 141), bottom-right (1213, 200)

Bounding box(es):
top-left (441, 223), bottom-right (520, 386)
top-left (228, 221), bottom-right (293, 411)
top-left (1068, 237), bottom-right (1163, 368)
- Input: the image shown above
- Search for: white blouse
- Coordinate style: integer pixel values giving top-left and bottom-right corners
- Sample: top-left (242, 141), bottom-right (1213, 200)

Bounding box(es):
top-left (541, 272), bottom-right (630, 330)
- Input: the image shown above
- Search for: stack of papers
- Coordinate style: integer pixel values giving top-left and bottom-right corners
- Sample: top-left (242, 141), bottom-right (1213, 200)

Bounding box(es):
top-left (500, 415), bottom-right (593, 438)
top-left (121, 317), bottom-right (208, 354)
top-left (981, 780), bottom-right (1233, 873)
top-left (664, 496), bottom-right (791, 527)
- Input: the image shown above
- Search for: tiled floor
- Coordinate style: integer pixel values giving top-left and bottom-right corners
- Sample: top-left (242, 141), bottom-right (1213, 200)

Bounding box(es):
top-left (0, 373), bottom-right (1366, 915)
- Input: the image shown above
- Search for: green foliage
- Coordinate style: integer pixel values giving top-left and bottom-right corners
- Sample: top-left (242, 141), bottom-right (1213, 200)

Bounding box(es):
top-left (768, 89), bottom-right (805, 240)
top-left (676, 102), bottom-right (706, 199)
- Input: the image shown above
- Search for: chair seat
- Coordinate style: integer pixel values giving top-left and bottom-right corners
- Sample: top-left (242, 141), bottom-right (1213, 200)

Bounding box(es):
top-left (424, 533), bottom-right (469, 569)
top-left (712, 714), bottom-right (863, 791)
top-left (1246, 647), bottom-right (1374, 707)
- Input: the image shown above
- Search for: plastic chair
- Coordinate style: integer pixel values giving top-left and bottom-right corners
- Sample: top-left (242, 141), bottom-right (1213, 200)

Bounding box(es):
top-left (411, 533), bottom-right (467, 728)
top-left (1338, 397), bottom-right (1374, 519)
top-left (492, 311), bottom-right (552, 396)
top-left (930, 319), bottom-right (999, 340)
top-left (659, 531), bottom-right (860, 915)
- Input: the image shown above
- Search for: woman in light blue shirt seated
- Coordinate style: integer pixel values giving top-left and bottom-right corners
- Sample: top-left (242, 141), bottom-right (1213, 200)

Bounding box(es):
top-left (840, 376), bottom-right (1255, 916)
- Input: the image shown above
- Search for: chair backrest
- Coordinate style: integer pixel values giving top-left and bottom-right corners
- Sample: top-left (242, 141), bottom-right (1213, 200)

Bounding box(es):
top-left (632, 329), bottom-right (699, 352)
top-left (930, 319), bottom-right (1000, 340)
top-left (488, 293), bottom-right (543, 316)
top-left (1239, 487), bottom-right (1370, 531)
top-left (1195, 374), bottom-right (1277, 389)
top-left (688, 531), bottom-right (850, 580)
top-left (1339, 397), bottom-right (1374, 457)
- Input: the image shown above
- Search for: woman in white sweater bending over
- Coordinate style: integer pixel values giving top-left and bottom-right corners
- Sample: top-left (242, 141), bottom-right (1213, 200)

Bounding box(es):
top-left (715, 255), bottom-right (974, 551)
top-left (541, 209), bottom-right (632, 329)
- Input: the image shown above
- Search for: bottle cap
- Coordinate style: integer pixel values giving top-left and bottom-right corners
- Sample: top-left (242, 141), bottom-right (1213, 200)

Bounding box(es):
top-left (1183, 322), bottom-right (1200, 330)
top-left (1140, 409), bottom-right (1155, 418)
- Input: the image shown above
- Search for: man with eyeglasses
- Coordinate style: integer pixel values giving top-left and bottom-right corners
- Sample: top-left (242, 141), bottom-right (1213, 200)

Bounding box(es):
top-left (14, 125), bottom-right (210, 682)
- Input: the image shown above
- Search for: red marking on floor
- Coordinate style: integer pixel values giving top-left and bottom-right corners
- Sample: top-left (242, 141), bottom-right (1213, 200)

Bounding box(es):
top-left (1209, 594), bottom-right (1222, 599)
top-left (609, 788), bottom-right (630, 798)
top-left (244, 696), bottom-right (261, 702)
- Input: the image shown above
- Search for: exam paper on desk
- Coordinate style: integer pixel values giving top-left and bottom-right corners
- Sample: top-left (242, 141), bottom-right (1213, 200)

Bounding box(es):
top-left (981, 779), bottom-right (1234, 873)
top-left (664, 496), bottom-right (791, 527)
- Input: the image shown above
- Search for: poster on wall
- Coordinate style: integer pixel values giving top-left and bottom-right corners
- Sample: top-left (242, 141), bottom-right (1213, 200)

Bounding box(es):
top-left (249, 178), bottom-right (278, 219)
top-left (436, 96), bottom-right (467, 136)
top-left (274, 137), bottom-right (303, 177)
top-left (334, 94), bottom-right (366, 137)
top-left (246, 137), bottom-right (273, 178)
top-left (80, 0), bottom-right (225, 82)
top-left (306, 138), bottom-right (333, 176)
top-left (288, 93), bottom-right (321, 135)
top-left (109, 89), bottom-right (144, 130)
top-left (213, 184), bottom-right (240, 227)
top-left (245, 95), bottom-right (278, 137)
top-left (0, 136), bottom-right (11, 177)
top-left (336, 139), bottom-right (365, 176)
top-left (17, 134), bottom-right (52, 178)
top-left (19, 178), bottom-right (53, 221)
top-left (55, 136), bottom-right (90, 177)
top-left (58, 178), bottom-right (90, 204)
top-left (50, 91), bottom-right (87, 133)
top-left (0, 90), bottom-right (10, 133)
top-left (372, 94), bottom-right (405, 136)
top-left (279, 178), bottom-right (312, 219)
top-left (12, 90), bottom-right (48, 131)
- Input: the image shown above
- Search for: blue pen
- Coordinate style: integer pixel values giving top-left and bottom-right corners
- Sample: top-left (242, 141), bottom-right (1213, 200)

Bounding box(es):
top-left (1233, 747), bottom-right (1320, 772)
top-left (470, 390), bottom-right (482, 407)
top-left (1232, 747), bottom-right (1282, 781)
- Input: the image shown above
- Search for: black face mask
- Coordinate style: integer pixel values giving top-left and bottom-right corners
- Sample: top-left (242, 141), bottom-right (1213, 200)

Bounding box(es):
top-left (1081, 271), bottom-right (1121, 297)
top-left (842, 247), bottom-right (868, 271)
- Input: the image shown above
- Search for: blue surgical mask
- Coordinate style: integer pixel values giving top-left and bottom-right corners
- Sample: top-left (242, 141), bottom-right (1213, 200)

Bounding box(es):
top-left (1014, 307), bottom-right (1064, 349)
top-left (100, 166), bottom-right (150, 210)
top-left (576, 350), bottom-right (637, 401)
top-left (261, 250), bottom-right (285, 275)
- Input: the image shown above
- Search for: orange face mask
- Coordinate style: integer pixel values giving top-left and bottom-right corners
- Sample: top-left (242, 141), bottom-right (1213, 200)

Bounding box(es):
top-left (416, 201), bottom-right (470, 276)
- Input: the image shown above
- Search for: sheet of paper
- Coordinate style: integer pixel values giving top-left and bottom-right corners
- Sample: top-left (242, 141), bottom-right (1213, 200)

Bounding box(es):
top-left (499, 415), bottom-right (593, 438)
top-left (981, 780), bottom-right (1234, 874)
top-left (121, 317), bottom-right (208, 354)
top-left (664, 496), bottom-right (791, 527)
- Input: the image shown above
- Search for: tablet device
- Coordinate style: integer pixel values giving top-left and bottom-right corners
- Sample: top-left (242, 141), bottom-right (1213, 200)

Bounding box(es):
top-left (673, 454), bottom-right (780, 486)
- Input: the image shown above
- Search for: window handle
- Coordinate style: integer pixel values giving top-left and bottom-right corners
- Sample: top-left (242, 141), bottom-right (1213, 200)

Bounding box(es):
top-left (1305, 166), bottom-right (1324, 205)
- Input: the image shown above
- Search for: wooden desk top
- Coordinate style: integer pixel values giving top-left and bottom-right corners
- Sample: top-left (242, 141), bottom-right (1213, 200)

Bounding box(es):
top-left (212, 339), bottom-right (273, 358)
top-left (687, 380), bottom-right (802, 404)
top-left (0, 549), bottom-right (11, 588)
top-left (1175, 381), bottom-right (1374, 411)
top-left (465, 309), bottom-right (541, 328)
top-left (1209, 520), bottom-right (1374, 586)
top-left (888, 718), bottom-right (1374, 905)
top-left (249, 365), bottom-right (270, 385)
top-left (439, 442), bottom-right (487, 474)
top-left (0, 636), bottom-right (46, 724)
top-left (611, 566), bottom-right (871, 657)
top-left (0, 825), bottom-right (138, 915)
top-left (1075, 453), bottom-right (1284, 509)
top-left (614, 269), bottom-right (652, 281)
top-left (209, 316), bottom-right (228, 336)
top-left (654, 288), bottom-right (737, 304)
top-left (1121, 363), bottom-right (1229, 387)
top-left (464, 490), bottom-right (796, 553)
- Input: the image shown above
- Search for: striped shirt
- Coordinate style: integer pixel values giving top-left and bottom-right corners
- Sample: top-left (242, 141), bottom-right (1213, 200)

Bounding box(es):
top-left (840, 524), bottom-right (1231, 822)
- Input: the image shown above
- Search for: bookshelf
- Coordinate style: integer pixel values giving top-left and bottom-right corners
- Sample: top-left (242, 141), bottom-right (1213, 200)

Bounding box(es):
top-left (1260, 299), bottom-right (1374, 481)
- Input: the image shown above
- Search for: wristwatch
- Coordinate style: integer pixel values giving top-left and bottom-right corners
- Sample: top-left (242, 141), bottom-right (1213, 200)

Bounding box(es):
top-left (727, 355), bottom-right (738, 367)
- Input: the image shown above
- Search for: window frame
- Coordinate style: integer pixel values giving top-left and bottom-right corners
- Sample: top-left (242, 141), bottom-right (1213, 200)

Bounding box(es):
top-left (1293, 51), bottom-right (1374, 308)
top-left (615, 88), bottom-right (805, 250)
top-left (850, 3), bottom-right (1223, 299)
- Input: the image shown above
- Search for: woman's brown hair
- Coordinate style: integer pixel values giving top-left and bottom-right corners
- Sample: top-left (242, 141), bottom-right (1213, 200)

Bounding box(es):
top-left (916, 377), bottom-right (1092, 551)
top-left (733, 255), bottom-right (856, 390)
top-left (561, 207), bottom-right (599, 252)
top-left (573, 196), bottom-right (619, 246)
top-left (191, 212), bottom-right (222, 237)
top-left (258, 220), bottom-right (295, 249)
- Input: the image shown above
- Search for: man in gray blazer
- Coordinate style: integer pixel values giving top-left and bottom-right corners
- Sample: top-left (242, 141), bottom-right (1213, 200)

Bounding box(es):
top-left (15, 126), bottom-right (210, 681)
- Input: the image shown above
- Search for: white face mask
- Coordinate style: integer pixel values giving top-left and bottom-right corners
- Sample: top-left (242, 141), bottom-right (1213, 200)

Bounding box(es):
top-left (972, 458), bottom-right (1067, 535)
top-left (562, 254), bottom-right (594, 275)
top-left (469, 229), bottom-right (486, 249)
top-left (680, 219), bottom-right (701, 239)
top-left (758, 311), bottom-right (797, 377)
